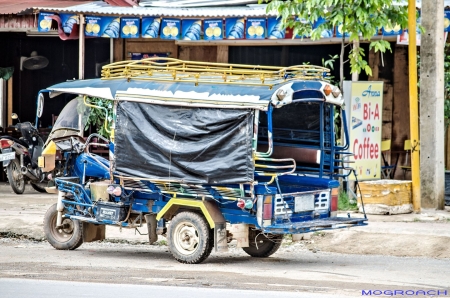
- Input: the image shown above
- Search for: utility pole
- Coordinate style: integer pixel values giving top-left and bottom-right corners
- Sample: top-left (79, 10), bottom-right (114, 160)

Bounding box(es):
top-left (420, 0), bottom-right (445, 209)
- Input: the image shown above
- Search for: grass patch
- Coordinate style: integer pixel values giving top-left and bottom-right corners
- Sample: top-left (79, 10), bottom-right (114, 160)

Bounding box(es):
top-left (155, 239), bottom-right (168, 246)
top-left (338, 191), bottom-right (358, 211)
top-left (283, 234), bottom-right (292, 240)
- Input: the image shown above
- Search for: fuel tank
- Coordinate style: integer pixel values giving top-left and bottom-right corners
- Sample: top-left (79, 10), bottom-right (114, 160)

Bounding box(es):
top-left (74, 153), bottom-right (110, 179)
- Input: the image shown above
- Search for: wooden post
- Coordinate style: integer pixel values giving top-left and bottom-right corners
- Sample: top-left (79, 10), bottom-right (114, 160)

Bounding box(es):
top-left (217, 45), bottom-right (228, 63)
top-left (178, 46), bottom-right (190, 60)
top-left (110, 38), bottom-right (114, 63)
top-left (113, 39), bottom-right (124, 62)
top-left (79, 14), bottom-right (85, 80)
top-left (7, 77), bottom-right (12, 126)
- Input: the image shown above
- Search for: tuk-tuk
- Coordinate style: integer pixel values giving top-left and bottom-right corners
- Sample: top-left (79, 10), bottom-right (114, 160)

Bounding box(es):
top-left (38, 58), bottom-right (367, 264)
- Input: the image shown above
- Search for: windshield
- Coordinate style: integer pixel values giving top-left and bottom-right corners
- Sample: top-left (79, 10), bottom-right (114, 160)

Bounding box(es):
top-left (52, 97), bottom-right (91, 131)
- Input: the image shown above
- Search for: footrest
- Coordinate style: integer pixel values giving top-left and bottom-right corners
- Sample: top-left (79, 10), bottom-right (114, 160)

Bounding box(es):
top-left (263, 216), bottom-right (367, 234)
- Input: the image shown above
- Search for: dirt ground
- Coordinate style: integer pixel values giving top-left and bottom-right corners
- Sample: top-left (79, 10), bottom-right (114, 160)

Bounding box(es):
top-left (1, 184), bottom-right (450, 296)
top-left (1, 183), bottom-right (450, 259)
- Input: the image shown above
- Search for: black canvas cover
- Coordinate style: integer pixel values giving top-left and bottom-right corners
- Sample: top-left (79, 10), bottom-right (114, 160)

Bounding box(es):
top-left (115, 102), bottom-right (255, 184)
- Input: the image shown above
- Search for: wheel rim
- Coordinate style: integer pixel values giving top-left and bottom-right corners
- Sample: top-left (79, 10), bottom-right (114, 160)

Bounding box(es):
top-left (11, 161), bottom-right (24, 189)
top-left (173, 221), bottom-right (200, 256)
top-left (50, 213), bottom-right (74, 243)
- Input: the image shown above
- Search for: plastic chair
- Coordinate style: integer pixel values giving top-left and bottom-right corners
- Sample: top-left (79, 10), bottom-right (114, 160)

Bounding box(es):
top-left (381, 140), bottom-right (396, 179)
top-left (400, 140), bottom-right (412, 179)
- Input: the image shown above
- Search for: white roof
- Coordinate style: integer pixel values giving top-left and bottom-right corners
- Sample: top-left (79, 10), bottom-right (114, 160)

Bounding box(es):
top-left (33, 0), bottom-right (450, 20)
top-left (35, 1), bottom-right (276, 17)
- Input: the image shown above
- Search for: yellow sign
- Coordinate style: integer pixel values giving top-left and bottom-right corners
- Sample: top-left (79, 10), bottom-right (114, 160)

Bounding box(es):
top-left (344, 81), bottom-right (384, 180)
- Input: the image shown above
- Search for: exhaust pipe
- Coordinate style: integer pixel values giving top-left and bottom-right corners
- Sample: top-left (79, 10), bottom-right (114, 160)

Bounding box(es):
top-left (21, 166), bottom-right (39, 180)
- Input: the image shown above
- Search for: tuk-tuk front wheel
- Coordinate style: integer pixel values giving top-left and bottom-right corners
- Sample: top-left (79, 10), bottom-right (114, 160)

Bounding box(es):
top-left (168, 211), bottom-right (213, 264)
top-left (242, 231), bottom-right (282, 258)
top-left (43, 203), bottom-right (83, 250)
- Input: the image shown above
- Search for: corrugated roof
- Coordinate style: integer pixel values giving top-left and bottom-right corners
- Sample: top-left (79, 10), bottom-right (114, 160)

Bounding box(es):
top-left (34, 1), bottom-right (274, 17)
top-left (105, 0), bottom-right (137, 6)
top-left (0, 0), bottom-right (93, 15)
top-left (139, 0), bottom-right (258, 7)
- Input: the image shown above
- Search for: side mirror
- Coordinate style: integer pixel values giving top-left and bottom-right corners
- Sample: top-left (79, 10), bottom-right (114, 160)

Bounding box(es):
top-left (11, 113), bottom-right (18, 120)
top-left (36, 93), bottom-right (44, 118)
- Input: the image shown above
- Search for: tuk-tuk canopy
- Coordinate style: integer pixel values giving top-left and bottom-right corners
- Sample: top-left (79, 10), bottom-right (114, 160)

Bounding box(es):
top-left (44, 58), bottom-right (344, 110)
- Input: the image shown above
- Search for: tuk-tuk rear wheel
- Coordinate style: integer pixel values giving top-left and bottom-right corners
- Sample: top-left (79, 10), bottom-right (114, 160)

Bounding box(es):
top-left (168, 211), bottom-right (213, 264)
top-left (44, 203), bottom-right (83, 250)
top-left (242, 232), bottom-right (282, 258)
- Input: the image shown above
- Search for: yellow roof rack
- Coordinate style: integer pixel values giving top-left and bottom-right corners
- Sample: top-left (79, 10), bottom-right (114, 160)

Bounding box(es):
top-left (101, 58), bottom-right (330, 87)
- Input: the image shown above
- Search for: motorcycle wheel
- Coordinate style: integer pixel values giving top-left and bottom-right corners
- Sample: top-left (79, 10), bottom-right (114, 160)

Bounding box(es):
top-left (44, 203), bottom-right (83, 250)
top-left (30, 182), bottom-right (47, 193)
top-left (7, 158), bottom-right (25, 194)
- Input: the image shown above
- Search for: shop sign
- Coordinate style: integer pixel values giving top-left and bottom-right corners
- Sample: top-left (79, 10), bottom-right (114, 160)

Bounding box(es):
top-left (161, 18), bottom-right (181, 40)
top-left (120, 18), bottom-right (140, 38)
top-left (335, 23), bottom-right (350, 37)
top-left (267, 17), bottom-right (285, 39)
top-left (182, 19), bottom-right (202, 40)
top-left (85, 16), bottom-right (120, 38)
top-left (344, 81), bottom-right (384, 180)
top-left (38, 12), bottom-right (55, 32)
top-left (445, 10), bottom-right (450, 32)
top-left (313, 17), bottom-right (333, 38)
top-left (226, 18), bottom-right (246, 39)
top-left (382, 24), bottom-right (402, 36)
top-left (142, 17), bottom-right (161, 38)
top-left (60, 14), bottom-right (78, 34)
top-left (204, 19), bottom-right (223, 40)
top-left (246, 18), bottom-right (266, 39)
top-left (294, 17), bottom-right (311, 39)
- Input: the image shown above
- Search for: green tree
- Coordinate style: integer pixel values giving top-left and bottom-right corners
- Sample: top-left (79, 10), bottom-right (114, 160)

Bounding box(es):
top-left (260, 0), bottom-right (409, 87)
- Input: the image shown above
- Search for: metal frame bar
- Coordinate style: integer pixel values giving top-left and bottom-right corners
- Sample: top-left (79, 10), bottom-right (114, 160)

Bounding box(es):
top-left (101, 57), bottom-right (330, 87)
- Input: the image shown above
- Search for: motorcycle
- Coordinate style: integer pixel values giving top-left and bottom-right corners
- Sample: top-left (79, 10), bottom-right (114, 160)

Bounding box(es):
top-left (0, 113), bottom-right (46, 194)
top-left (39, 97), bottom-right (93, 188)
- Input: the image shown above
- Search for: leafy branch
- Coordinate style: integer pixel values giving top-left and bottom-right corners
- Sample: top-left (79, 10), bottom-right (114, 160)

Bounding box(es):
top-left (260, 0), bottom-right (409, 87)
top-left (84, 97), bottom-right (113, 139)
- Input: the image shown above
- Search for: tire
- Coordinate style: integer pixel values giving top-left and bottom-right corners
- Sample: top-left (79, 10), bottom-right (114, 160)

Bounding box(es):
top-left (30, 182), bottom-right (47, 193)
top-left (43, 203), bottom-right (83, 250)
top-left (168, 211), bottom-right (213, 264)
top-left (7, 158), bottom-right (25, 194)
top-left (242, 230), bottom-right (283, 258)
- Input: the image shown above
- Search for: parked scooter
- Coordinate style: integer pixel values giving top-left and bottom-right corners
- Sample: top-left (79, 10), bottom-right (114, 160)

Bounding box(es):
top-left (0, 113), bottom-right (46, 194)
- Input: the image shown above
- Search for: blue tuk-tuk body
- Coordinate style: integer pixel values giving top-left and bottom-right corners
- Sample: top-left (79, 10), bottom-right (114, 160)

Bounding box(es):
top-left (39, 58), bottom-right (366, 263)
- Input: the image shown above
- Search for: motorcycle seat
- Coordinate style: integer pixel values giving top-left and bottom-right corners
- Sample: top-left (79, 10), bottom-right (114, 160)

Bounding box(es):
top-left (0, 135), bottom-right (29, 148)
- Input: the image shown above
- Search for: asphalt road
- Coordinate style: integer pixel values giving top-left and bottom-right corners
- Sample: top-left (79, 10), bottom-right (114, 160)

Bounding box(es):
top-left (0, 278), bottom-right (353, 298)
